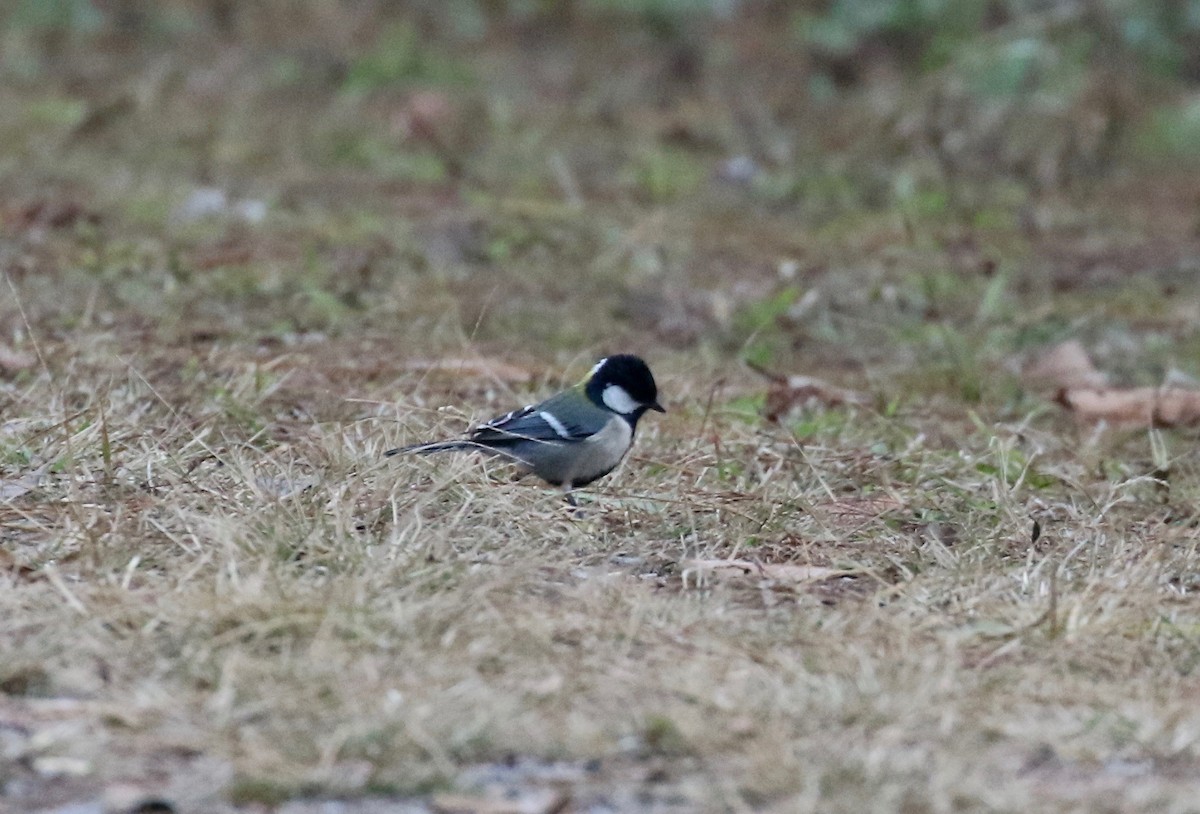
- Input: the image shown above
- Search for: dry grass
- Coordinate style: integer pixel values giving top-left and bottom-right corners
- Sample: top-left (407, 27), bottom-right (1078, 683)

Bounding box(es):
top-left (4, 4), bottom-right (1200, 812)
top-left (4, 329), bottom-right (1200, 812)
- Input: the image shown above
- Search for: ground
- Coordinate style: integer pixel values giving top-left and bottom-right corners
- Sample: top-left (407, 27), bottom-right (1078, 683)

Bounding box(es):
top-left (3, 4), bottom-right (1200, 813)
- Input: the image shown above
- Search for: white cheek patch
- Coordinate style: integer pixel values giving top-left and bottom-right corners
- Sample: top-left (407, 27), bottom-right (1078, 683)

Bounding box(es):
top-left (602, 384), bottom-right (640, 415)
top-left (539, 411), bottom-right (571, 438)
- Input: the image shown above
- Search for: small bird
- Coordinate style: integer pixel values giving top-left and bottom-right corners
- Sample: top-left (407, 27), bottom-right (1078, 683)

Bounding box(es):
top-left (388, 354), bottom-right (664, 496)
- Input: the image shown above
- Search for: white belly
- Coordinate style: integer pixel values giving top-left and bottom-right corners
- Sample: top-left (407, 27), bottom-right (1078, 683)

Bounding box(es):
top-left (527, 416), bottom-right (633, 488)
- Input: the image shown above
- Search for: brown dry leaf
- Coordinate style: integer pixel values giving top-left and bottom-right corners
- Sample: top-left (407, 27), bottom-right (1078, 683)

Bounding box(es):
top-left (404, 357), bottom-right (532, 384)
top-left (757, 563), bottom-right (855, 582)
top-left (748, 361), bottom-right (867, 422)
top-left (2, 198), bottom-right (100, 231)
top-left (431, 790), bottom-right (569, 814)
top-left (682, 558), bottom-right (855, 586)
top-left (764, 376), bottom-right (866, 421)
top-left (817, 495), bottom-right (906, 527)
top-left (188, 243), bottom-right (257, 271)
top-left (1056, 386), bottom-right (1200, 428)
top-left (1023, 340), bottom-right (1108, 391)
top-left (391, 90), bottom-right (458, 145)
top-left (0, 344), bottom-right (36, 373)
top-left (0, 546), bottom-right (19, 572)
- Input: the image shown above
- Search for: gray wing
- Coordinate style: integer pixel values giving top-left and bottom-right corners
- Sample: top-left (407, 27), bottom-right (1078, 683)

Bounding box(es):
top-left (469, 394), bottom-right (594, 447)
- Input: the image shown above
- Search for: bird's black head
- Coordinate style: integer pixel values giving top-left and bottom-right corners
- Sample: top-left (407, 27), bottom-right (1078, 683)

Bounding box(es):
top-left (584, 354), bottom-right (665, 424)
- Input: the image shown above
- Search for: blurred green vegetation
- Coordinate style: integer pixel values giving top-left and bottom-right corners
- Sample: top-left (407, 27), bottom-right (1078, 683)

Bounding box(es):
top-left (4, 0), bottom-right (1198, 195)
top-left (2, 0), bottom-right (1200, 401)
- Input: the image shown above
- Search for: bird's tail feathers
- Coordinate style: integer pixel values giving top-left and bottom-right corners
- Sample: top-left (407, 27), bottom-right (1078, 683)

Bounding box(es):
top-left (385, 440), bottom-right (476, 457)
top-left (386, 440), bottom-right (533, 471)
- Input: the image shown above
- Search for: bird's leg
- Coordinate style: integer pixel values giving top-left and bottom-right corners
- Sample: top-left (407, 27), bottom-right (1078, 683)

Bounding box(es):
top-left (562, 483), bottom-right (589, 518)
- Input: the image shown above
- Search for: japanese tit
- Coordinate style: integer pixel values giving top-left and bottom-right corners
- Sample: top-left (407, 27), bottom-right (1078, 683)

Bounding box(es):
top-left (388, 354), bottom-right (665, 492)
